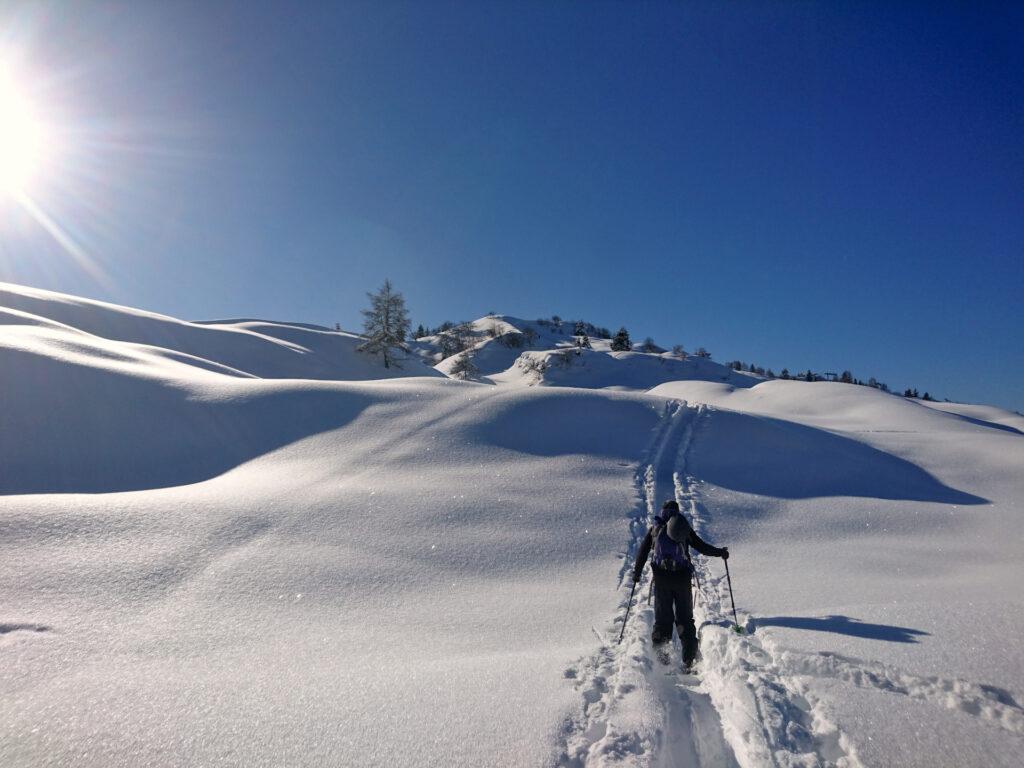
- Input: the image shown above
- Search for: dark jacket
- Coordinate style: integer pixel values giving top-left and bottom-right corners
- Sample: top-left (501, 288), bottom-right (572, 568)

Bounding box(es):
top-left (633, 513), bottom-right (726, 581)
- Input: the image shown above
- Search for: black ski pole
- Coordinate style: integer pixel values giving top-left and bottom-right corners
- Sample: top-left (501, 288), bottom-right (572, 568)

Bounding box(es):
top-left (618, 578), bottom-right (638, 644)
top-left (723, 557), bottom-right (743, 634)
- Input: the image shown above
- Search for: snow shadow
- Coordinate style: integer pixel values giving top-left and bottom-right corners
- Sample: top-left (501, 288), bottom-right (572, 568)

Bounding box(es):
top-left (0, 623), bottom-right (51, 635)
top-left (751, 615), bottom-right (930, 644)
top-left (0, 349), bottom-right (376, 494)
top-left (693, 409), bottom-right (988, 505)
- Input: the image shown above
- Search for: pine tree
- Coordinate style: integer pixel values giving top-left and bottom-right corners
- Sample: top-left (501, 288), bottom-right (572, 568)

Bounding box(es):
top-left (780, 368), bottom-right (790, 379)
top-left (357, 279), bottom-right (411, 369)
top-left (610, 327), bottom-right (632, 351)
top-left (804, 370), bottom-right (814, 382)
top-left (573, 320), bottom-right (586, 336)
top-left (414, 324), bottom-right (427, 339)
top-left (840, 370), bottom-right (853, 384)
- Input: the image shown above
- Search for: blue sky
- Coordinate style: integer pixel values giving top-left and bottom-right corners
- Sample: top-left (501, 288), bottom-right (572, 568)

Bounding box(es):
top-left (1, 1), bottom-right (1021, 410)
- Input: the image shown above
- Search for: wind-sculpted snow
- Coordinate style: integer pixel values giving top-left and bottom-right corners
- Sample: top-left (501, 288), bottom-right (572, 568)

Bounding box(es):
top-left (2, 284), bottom-right (1022, 767)
top-left (0, 282), bottom-right (439, 380)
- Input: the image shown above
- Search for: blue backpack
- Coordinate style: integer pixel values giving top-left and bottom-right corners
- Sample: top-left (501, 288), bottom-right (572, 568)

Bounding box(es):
top-left (651, 512), bottom-right (693, 574)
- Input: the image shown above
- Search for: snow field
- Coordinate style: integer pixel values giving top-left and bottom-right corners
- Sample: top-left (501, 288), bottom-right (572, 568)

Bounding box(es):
top-left (3, 283), bottom-right (1022, 767)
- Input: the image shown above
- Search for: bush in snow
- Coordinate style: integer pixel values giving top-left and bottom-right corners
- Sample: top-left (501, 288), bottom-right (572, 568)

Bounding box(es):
top-left (575, 334), bottom-right (591, 352)
top-left (640, 337), bottom-right (658, 353)
top-left (695, 347), bottom-right (711, 358)
top-left (358, 279), bottom-right (411, 369)
top-left (450, 352), bottom-right (479, 380)
top-left (671, 344), bottom-right (687, 359)
top-left (553, 349), bottom-right (574, 368)
top-left (517, 354), bottom-right (547, 376)
top-left (610, 327), bottom-right (631, 351)
top-left (499, 331), bottom-right (524, 348)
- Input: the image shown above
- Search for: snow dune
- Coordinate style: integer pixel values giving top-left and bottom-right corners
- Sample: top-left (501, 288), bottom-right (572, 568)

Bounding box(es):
top-left (2, 284), bottom-right (1022, 767)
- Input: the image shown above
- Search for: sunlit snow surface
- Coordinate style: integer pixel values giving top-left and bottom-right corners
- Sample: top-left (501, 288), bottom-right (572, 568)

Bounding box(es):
top-left (1, 282), bottom-right (1022, 767)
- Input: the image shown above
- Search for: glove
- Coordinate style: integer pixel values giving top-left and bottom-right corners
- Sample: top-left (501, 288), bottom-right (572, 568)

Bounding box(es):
top-left (721, 547), bottom-right (729, 560)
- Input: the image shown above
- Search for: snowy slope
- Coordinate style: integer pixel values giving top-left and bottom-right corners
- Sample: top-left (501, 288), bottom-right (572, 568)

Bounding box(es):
top-left (644, 380), bottom-right (1024, 767)
top-left (425, 313), bottom-right (757, 391)
top-left (2, 286), bottom-right (1022, 768)
top-left (0, 282), bottom-right (440, 381)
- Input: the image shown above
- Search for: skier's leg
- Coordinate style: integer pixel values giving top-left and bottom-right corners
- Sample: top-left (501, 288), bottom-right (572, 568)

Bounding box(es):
top-left (651, 572), bottom-right (673, 644)
top-left (675, 581), bottom-right (698, 665)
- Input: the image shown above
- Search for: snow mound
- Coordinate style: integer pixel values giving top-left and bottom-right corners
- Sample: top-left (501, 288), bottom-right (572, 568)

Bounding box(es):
top-left (0, 282), bottom-right (440, 381)
top-left (424, 313), bottom-right (759, 390)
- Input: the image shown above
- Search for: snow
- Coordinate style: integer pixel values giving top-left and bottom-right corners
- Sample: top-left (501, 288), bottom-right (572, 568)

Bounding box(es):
top-left (2, 287), bottom-right (1022, 767)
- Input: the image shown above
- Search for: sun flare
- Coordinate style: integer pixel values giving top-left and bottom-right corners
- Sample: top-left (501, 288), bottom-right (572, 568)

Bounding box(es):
top-left (0, 68), bottom-right (45, 194)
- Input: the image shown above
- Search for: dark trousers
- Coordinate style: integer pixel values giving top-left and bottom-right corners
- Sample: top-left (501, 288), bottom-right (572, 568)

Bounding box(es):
top-left (652, 568), bottom-right (698, 663)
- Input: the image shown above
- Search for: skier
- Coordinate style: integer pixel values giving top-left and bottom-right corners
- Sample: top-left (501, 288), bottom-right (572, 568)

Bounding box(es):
top-left (632, 499), bottom-right (729, 669)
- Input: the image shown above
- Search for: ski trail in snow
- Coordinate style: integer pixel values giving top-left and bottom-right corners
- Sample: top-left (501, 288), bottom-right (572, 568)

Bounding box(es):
top-left (558, 401), bottom-right (739, 767)
top-left (681, 406), bottom-right (865, 768)
top-left (681, 407), bottom-right (1024, 767)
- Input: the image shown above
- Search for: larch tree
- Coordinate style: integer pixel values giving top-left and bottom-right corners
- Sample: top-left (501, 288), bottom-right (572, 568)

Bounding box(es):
top-left (358, 279), bottom-right (411, 369)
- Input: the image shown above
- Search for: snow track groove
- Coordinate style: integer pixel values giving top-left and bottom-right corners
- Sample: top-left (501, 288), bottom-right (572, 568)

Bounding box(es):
top-left (557, 401), bottom-right (739, 767)
top-left (683, 406), bottom-right (1024, 766)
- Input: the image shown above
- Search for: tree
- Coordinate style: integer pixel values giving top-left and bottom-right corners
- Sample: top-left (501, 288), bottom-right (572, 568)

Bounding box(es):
top-left (695, 347), bottom-right (711, 358)
top-left (575, 334), bottom-right (592, 353)
top-left (450, 351), bottom-right (478, 380)
top-left (766, 369), bottom-right (775, 378)
top-left (358, 279), bottom-right (410, 369)
top-left (610, 327), bottom-right (632, 351)
top-left (804, 370), bottom-right (815, 383)
top-left (522, 326), bottom-right (539, 346)
top-left (671, 344), bottom-right (686, 359)
top-left (414, 324), bottom-right (427, 339)
top-left (641, 336), bottom-right (658, 353)
top-left (573, 320), bottom-right (586, 337)
top-left (780, 368), bottom-right (790, 379)
top-left (840, 370), bottom-right (853, 384)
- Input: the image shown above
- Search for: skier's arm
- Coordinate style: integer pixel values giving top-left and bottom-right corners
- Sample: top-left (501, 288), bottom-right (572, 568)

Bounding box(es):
top-left (687, 528), bottom-right (727, 558)
top-left (632, 529), bottom-right (654, 580)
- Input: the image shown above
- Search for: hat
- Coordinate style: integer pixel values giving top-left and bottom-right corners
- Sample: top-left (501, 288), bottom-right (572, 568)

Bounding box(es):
top-left (666, 514), bottom-right (690, 543)
top-left (661, 499), bottom-right (680, 513)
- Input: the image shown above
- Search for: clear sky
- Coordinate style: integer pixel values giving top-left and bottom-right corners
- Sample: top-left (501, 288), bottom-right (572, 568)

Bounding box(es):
top-left (0, 1), bottom-right (1021, 410)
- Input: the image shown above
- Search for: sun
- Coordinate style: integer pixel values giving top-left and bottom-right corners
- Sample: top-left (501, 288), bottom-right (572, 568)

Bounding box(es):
top-left (0, 67), bottom-right (45, 195)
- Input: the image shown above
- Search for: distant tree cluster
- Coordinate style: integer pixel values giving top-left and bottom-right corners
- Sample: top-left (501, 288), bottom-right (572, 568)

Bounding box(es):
top-left (903, 388), bottom-right (935, 401)
top-left (725, 359), bottom-right (904, 394)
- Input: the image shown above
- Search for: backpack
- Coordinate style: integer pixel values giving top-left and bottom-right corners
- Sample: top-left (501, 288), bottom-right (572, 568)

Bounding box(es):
top-left (651, 512), bottom-right (693, 574)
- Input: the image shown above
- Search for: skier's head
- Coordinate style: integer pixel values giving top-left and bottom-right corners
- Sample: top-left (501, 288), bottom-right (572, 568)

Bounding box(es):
top-left (661, 499), bottom-right (680, 515)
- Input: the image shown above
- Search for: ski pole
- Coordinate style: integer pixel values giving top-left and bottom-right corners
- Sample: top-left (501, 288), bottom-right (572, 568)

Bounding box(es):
top-left (647, 577), bottom-right (653, 606)
top-left (723, 557), bottom-right (743, 634)
top-left (618, 577), bottom-right (638, 644)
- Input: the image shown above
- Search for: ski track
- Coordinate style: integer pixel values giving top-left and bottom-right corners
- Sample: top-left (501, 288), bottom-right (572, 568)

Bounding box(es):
top-left (681, 409), bottom-right (1022, 768)
top-left (557, 401), bottom-right (739, 768)
top-left (559, 402), bottom-right (1023, 767)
